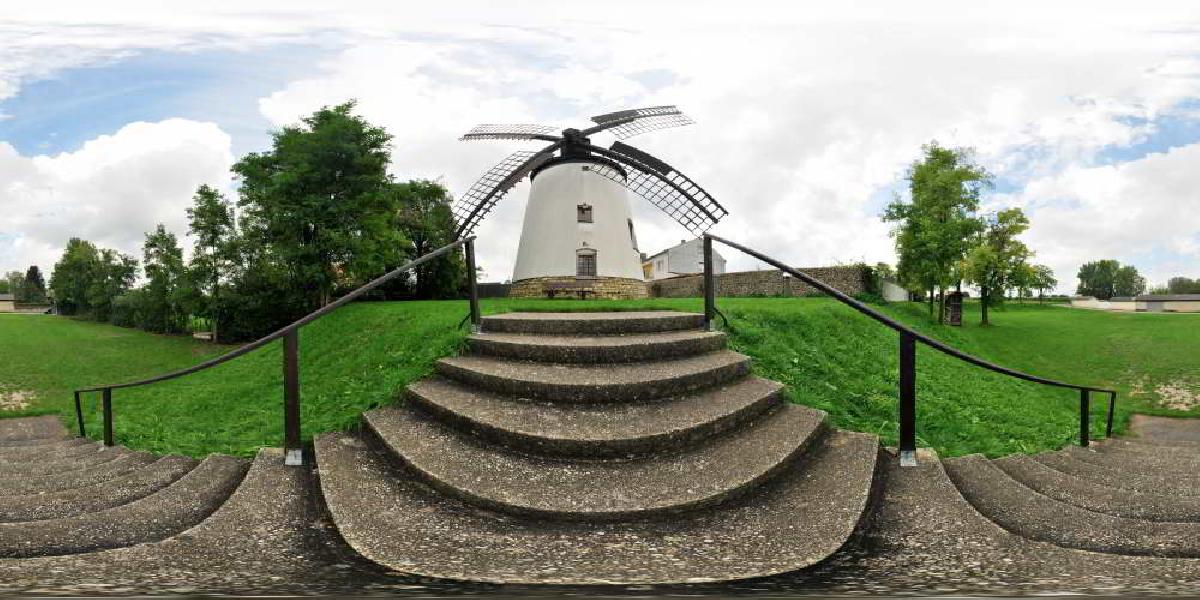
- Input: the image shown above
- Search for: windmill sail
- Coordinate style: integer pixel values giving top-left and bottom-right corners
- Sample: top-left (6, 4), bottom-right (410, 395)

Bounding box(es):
top-left (452, 149), bottom-right (555, 238)
top-left (460, 124), bottom-right (560, 141)
top-left (589, 142), bottom-right (728, 235)
top-left (588, 106), bottom-right (694, 140)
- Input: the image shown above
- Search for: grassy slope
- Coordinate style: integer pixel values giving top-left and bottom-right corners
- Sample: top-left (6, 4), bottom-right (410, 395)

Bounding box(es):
top-left (1, 299), bottom-right (1194, 458)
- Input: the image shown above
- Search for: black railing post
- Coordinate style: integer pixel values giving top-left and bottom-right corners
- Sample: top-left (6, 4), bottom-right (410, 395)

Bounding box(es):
top-left (283, 329), bottom-right (303, 466)
top-left (101, 388), bottom-right (114, 447)
top-left (899, 331), bottom-right (917, 466)
top-left (73, 391), bottom-right (86, 438)
top-left (465, 238), bottom-right (482, 333)
top-left (703, 235), bottom-right (715, 331)
top-left (1105, 392), bottom-right (1116, 438)
top-left (1079, 388), bottom-right (1091, 447)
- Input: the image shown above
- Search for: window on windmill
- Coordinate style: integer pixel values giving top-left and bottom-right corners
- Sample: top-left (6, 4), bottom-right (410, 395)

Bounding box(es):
top-left (576, 249), bottom-right (597, 277)
top-left (577, 204), bottom-right (593, 223)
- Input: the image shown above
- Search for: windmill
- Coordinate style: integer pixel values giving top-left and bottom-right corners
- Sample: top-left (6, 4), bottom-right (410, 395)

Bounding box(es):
top-left (453, 106), bottom-right (729, 299)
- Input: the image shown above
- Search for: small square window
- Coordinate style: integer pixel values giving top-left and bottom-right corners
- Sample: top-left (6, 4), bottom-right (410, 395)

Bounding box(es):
top-left (577, 204), bottom-right (593, 223)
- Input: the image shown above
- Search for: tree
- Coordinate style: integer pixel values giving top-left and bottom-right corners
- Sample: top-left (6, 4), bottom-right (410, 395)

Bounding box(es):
top-left (389, 180), bottom-right (464, 299)
top-left (1166, 277), bottom-right (1200, 294)
top-left (960, 208), bottom-right (1032, 325)
top-left (86, 249), bottom-right (138, 322)
top-left (1030, 264), bottom-right (1057, 302)
top-left (141, 224), bottom-right (188, 332)
top-left (884, 142), bottom-right (989, 323)
top-left (1076, 259), bottom-right (1121, 300)
top-left (1113, 264), bottom-right (1146, 298)
top-left (21, 265), bottom-right (47, 304)
top-left (3, 272), bottom-right (22, 299)
top-left (234, 101), bottom-right (405, 313)
top-left (50, 238), bottom-right (101, 315)
top-left (186, 184), bottom-right (236, 340)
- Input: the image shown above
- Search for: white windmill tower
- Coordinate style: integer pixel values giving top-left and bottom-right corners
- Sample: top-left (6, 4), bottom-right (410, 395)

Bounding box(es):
top-left (452, 106), bottom-right (728, 299)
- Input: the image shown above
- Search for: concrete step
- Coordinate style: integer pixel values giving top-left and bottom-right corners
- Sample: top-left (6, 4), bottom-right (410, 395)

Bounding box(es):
top-left (0, 446), bottom-right (132, 477)
top-left (995, 454), bottom-right (1200, 522)
top-left (945, 454), bottom-right (1200, 557)
top-left (0, 454), bottom-right (246, 557)
top-left (0, 451), bottom-right (158, 496)
top-left (314, 428), bottom-right (879, 584)
top-left (0, 416), bottom-right (69, 443)
top-left (480, 311), bottom-right (705, 335)
top-left (436, 350), bottom-right (751, 403)
top-left (406, 376), bottom-right (787, 457)
top-left (0, 438), bottom-right (94, 461)
top-left (1092, 445), bottom-right (1200, 472)
top-left (467, 330), bottom-right (727, 363)
top-left (365, 402), bottom-right (825, 520)
top-left (0, 435), bottom-right (83, 449)
top-left (1060, 447), bottom-right (1200, 489)
top-left (1034, 450), bottom-right (1200, 496)
top-left (1097, 439), bottom-right (1200, 460)
top-left (0, 455), bottom-right (199, 523)
top-left (1119, 437), bottom-right (1200, 450)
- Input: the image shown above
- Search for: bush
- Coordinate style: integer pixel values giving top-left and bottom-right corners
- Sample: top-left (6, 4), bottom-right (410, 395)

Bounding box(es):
top-left (109, 290), bottom-right (149, 328)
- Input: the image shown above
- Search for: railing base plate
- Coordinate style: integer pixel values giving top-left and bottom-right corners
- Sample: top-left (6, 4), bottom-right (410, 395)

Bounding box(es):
top-left (899, 450), bottom-right (918, 467)
top-left (284, 449), bottom-right (304, 466)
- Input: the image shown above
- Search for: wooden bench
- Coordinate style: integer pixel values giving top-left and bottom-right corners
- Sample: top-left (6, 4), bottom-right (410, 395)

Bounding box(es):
top-left (544, 280), bottom-right (596, 300)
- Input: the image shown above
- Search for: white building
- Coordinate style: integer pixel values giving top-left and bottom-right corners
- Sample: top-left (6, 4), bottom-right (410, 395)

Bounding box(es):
top-left (509, 160), bottom-right (647, 298)
top-left (642, 238), bottom-right (727, 281)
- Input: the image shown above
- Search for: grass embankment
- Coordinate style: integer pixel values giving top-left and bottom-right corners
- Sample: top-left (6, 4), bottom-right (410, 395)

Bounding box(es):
top-left (1, 300), bottom-right (1195, 458)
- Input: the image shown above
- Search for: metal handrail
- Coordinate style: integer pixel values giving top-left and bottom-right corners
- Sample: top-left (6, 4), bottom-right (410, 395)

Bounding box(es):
top-left (73, 236), bottom-right (481, 464)
top-left (702, 233), bottom-right (1118, 463)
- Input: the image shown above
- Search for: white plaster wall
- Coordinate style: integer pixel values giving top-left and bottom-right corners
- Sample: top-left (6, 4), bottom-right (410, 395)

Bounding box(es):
top-left (512, 162), bottom-right (643, 281)
top-left (1163, 301), bottom-right (1200, 313)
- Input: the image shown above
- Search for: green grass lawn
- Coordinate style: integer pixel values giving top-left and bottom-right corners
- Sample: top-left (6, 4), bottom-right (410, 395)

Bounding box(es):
top-left (1, 299), bottom-right (1195, 458)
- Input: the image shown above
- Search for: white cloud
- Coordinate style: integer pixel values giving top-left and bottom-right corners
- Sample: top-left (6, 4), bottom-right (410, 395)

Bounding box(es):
top-left (0, 119), bottom-right (234, 274)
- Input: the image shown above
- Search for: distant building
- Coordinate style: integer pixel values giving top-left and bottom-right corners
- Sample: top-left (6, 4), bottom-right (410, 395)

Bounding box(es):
top-left (0, 294), bottom-right (14, 313)
top-left (642, 238), bottom-right (726, 281)
top-left (1070, 294), bottom-right (1200, 313)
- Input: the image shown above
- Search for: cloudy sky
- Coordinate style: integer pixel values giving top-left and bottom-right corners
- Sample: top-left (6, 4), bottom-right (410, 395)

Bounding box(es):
top-left (1, 1), bottom-right (1198, 291)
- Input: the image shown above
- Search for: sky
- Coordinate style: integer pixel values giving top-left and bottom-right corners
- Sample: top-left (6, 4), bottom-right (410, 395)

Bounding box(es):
top-left (1, 1), bottom-right (1199, 292)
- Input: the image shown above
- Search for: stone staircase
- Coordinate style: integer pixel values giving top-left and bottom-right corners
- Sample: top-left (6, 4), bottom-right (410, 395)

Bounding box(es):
top-left (944, 436), bottom-right (1200, 557)
top-left (314, 311), bottom-right (882, 584)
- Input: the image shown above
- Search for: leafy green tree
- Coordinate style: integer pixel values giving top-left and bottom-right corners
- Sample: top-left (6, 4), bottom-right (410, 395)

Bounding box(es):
top-left (20, 265), bottom-right (47, 303)
top-left (234, 101), bottom-right (404, 312)
top-left (1113, 264), bottom-right (1146, 298)
top-left (3, 272), bottom-right (21, 298)
top-left (141, 224), bottom-right (188, 332)
top-left (960, 208), bottom-right (1032, 325)
top-left (1030, 264), bottom-right (1057, 302)
top-left (86, 249), bottom-right (138, 322)
top-left (389, 180), bottom-right (464, 299)
top-left (884, 142), bottom-right (989, 323)
top-left (186, 184), bottom-right (236, 340)
top-left (1076, 259), bottom-right (1127, 299)
top-left (50, 238), bottom-right (101, 315)
top-left (1166, 276), bottom-right (1200, 294)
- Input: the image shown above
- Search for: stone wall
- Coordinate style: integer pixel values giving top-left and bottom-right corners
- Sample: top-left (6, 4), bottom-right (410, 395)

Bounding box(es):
top-left (509, 276), bottom-right (649, 300)
top-left (650, 266), bottom-right (869, 298)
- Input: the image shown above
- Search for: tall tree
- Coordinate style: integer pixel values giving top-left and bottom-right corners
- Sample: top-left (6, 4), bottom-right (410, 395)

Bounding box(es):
top-left (1076, 259), bottom-right (1123, 299)
top-left (960, 208), bottom-right (1032, 325)
top-left (50, 238), bottom-right (101, 315)
top-left (186, 184), bottom-right (236, 340)
top-left (390, 179), bottom-right (464, 299)
top-left (1113, 264), bottom-right (1146, 298)
top-left (1166, 277), bottom-right (1200, 294)
top-left (142, 224), bottom-right (188, 332)
top-left (85, 249), bottom-right (138, 322)
top-left (884, 142), bottom-right (989, 323)
top-left (4, 272), bottom-right (22, 299)
top-left (21, 265), bottom-right (47, 303)
top-left (234, 101), bottom-right (405, 311)
top-left (1030, 264), bottom-right (1057, 302)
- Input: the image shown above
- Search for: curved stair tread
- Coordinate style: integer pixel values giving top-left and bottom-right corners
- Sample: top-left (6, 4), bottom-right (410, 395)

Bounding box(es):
top-left (0, 446), bottom-right (133, 477)
top-left (0, 455), bottom-right (199, 523)
top-left (945, 455), bottom-right (1200, 557)
top-left (366, 403), bottom-right (825, 520)
top-left (436, 350), bottom-right (750, 403)
top-left (481, 311), bottom-right (705, 335)
top-left (0, 438), bottom-right (96, 461)
top-left (1097, 440), bottom-right (1200, 461)
top-left (1119, 437), bottom-right (1200, 450)
top-left (315, 429), bottom-right (878, 584)
top-left (0, 451), bottom-right (158, 496)
top-left (0, 454), bottom-right (246, 557)
top-left (995, 454), bottom-right (1200, 522)
top-left (0, 435), bottom-right (84, 449)
top-left (407, 376), bottom-right (787, 457)
top-left (1034, 450), bottom-right (1200, 496)
top-left (0, 416), bottom-right (69, 443)
top-left (468, 330), bottom-right (727, 363)
top-left (1061, 447), bottom-right (1200, 488)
